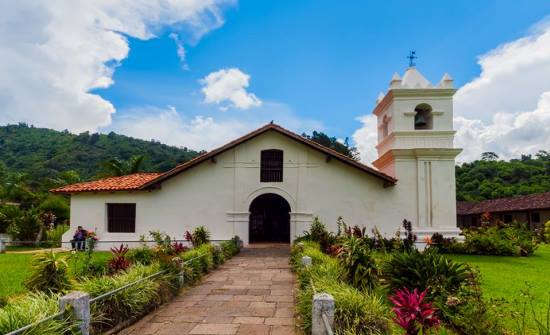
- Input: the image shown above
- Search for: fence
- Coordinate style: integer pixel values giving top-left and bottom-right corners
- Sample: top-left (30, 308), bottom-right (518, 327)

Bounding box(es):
top-left (3, 245), bottom-right (229, 335)
top-left (0, 239), bottom-right (232, 252)
top-left (301, 256), bottom-right (334, 335)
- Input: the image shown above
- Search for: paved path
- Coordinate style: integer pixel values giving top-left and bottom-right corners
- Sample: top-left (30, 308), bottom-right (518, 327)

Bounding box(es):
top-left (118, 244), bottom-right (296, 335)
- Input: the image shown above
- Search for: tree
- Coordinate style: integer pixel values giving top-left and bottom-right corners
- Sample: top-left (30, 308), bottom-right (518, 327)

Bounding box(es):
top-left (302, 131), bottom-right (359, 160)
top-left (481, 152), bottom-right (499, 161)
top-left (101, 155), bottom-right (146, 177)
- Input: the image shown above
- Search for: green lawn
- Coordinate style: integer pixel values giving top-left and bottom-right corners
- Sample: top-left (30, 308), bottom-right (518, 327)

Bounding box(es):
top-left (448, 244), bottom-right (550, 331)
top-left (0, 251), bottom-right (111, 299)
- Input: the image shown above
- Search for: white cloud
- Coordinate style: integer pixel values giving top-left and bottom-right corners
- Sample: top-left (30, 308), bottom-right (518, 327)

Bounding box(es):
top-left (113, 107), bottom-right (252, 150)
top-left (352, 115), bottom-right (378, 164)
top-left (0, 0), bottom-right (231, 133)
top-left (169, 33), bottom-right (189, 70)
top-left (353, 19), bottom-right (550, 164)
top-left (200, 68), bottom-right (262, 110)
top-left (453, 20), bottom-right (550, 162)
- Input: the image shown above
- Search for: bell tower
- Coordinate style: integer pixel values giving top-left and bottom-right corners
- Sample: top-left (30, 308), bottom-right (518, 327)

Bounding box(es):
top-left (372, 66), bottom-right (462, 239)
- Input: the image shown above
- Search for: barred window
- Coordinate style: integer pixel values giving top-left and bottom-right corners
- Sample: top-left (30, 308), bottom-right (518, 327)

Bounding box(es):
top-left (261, 149), bottom-right (283, 182)
top-left (107, 203), bottom-right (136, 233)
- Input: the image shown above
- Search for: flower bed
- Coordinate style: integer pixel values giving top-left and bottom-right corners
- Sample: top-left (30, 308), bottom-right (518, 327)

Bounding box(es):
top-left (292, 218), bottom-right (509, 335)
top-left (0, 228), bottom-right (241, 335)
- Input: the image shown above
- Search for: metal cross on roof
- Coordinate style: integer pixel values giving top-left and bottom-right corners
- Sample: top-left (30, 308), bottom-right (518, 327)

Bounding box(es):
top-left (407, 50), bottom-right (417, 67)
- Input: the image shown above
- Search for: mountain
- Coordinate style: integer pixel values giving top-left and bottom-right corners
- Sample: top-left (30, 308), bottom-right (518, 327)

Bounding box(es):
top-left (0, 123), bottom-right (202, 186)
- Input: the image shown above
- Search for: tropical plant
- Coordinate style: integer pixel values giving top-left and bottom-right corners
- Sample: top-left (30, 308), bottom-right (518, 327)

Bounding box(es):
top-left (171, 241), bottom-right (188, 254)
top-left (220, 237), bottom-right (240, 258)
top-left (184, 226), bottom-right (211, 247)
top-left (382, 248), bottom-right (470, 299)
top-left (108, 244), bottom-right (130, 274)
top-left (25, 250), bottom-right (71, 294)
top-left (402, 219), bottom-right (417, 251)
top-left (389, 288), bottom-right (440, 335)
top-left (337, 236), bottom-right (378, 291)
top-left (101, 155), bottom-right (145, 177)
top-left (38, 195), bottom-right (70, 222)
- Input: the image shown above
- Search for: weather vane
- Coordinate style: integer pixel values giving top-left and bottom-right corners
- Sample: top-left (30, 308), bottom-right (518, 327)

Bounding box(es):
top-left (407, 50), bottom-right (417, 67)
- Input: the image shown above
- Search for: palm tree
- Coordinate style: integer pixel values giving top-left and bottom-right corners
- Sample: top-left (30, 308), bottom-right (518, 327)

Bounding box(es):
top-left (101, 155), bottom-right (145, 177)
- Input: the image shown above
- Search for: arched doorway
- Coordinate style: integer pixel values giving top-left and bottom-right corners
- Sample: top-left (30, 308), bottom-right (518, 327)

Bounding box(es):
top-left (249, 193), bottom-right (291, 243)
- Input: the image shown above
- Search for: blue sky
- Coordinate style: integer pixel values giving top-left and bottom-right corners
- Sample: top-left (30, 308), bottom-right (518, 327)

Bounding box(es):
top-left (2, 1), bottom-right (550, 162)
top-left (97, 1), bottom-right (550, 141)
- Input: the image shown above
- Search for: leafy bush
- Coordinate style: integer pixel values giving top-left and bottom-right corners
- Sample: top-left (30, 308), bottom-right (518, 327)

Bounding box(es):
top-left (382, 249), bottom-right (469, 299)
top-left (6, 208), bottom-right (41, 241)
top-left (296, 217), bottom-right (338, 253)
top-left (434, 222), bottom-right (538, 256)
top-left (211, 245), bottom-right (225, 267)
top-left (108, 244), bottom-right (130, 274)
top-left (25, 250), bottom-right (71, 294)
top-left (337, 237), bottom-right (378, 291)
top-left (220, 237), bottom-right (240, 258)
top-left (38, 195), bottom-right (70, 223)
top-left (0, 293), bottom-right (74, 335)
top-left (185, 226), bottom-right (211, 247)
top-left (389, 288), bottom-right (440, 335)
top-left (545, 220), bottom-right (550, 243)
top-left (127, 246), bottom-right (156, 265)
top-left (292, 241), bottom-right (390, 334)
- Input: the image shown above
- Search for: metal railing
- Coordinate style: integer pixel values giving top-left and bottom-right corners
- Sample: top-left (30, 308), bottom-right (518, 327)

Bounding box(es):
top-left (301, 256), bottom-right (334, 335)
top-left (4, 311), bottom-right (66, 335)
top-left (2, 249), bottom-right (214, 335)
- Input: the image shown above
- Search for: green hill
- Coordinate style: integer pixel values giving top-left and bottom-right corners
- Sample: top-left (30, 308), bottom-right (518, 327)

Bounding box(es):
top-left (0, 123), bottom-right (202, 188)
top-left (456, 152), bottom-right (550, 201)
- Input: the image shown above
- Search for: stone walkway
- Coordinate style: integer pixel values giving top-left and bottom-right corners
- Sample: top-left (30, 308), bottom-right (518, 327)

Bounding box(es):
top-left (118, 244), bottom-right (296, 335)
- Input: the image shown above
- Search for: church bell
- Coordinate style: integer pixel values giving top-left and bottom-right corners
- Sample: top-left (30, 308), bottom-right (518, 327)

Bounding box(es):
top-left (415, 114), bottom-right (427, 127)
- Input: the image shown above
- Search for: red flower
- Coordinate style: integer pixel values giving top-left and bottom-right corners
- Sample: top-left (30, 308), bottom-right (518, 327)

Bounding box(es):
top-left (389, 288), bottom-right (440, 335)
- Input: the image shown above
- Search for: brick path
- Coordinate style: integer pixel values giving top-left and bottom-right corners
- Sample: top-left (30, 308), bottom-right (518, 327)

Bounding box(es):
top-left (118, 244), bottom-right (296, 335)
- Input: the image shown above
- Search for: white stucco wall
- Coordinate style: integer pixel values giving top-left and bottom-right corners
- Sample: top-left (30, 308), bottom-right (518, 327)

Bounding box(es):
top-left (64, 130), bottom-right (443, 249)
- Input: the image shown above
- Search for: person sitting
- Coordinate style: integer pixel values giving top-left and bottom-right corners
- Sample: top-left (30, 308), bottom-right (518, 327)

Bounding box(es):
top-left (71, 226), bottom-right (88, 251)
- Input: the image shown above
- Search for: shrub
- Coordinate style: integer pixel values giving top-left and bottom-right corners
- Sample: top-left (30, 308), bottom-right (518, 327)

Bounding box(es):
top-left (25, 250), bottom-right (71, 294)
top-left (171, 241), bottom-right (188, 254)
top-left (220, 237), bottom-right (240, 258)
top-left (127, 246), bottom-right (156, 265)
top-left (434, 222), bottom-right (538, 256)
top-left (337, 236), bottom-right (378, 291)
top-left (211, 245), bottom-right (225, 267)
top-left (76, 263), bottom-right (176, 333)
top-left (0, 293), bottom-right (74, 335)
top-left (382, 249), bottom-right (469, 299)
top-left (389, 288), bottom-right (440, 335)
top-left (108, 244), bottom-right (130, 274)
top-left (185, 226), bottom-right (211, 247)
top-left (297, 217), bottom-right (338, 253)
top-left (292, 241), bottom-right (390, 334)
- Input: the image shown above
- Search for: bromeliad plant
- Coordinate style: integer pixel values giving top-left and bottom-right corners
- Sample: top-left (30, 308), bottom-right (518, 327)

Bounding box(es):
top-left (108, 244), bottom-right (130, 274)
top-left (337, 236), bottom-right (378, 291)
top-left (390, 288), bottom-right (440, 335)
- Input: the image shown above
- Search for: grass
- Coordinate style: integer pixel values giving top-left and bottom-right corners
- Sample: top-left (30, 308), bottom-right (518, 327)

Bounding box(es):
top-left (5, 246), bottom-right (48, 252)
top-left (448, 243), bottom-right (550, 331)
top-left (0, 251), bottom-right (111, 299)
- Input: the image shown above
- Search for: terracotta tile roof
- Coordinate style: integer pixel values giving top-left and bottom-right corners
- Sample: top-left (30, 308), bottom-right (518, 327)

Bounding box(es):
top-left (51, 123), bottom-right (396, 194)
top-left (457, 192), bottom-right (550, 215)
top-left (50, 173), bottom-right (162, 193)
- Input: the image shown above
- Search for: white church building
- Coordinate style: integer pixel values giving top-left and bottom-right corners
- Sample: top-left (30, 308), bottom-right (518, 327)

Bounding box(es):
top-left (54, 67), bottom-right (462, 248)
